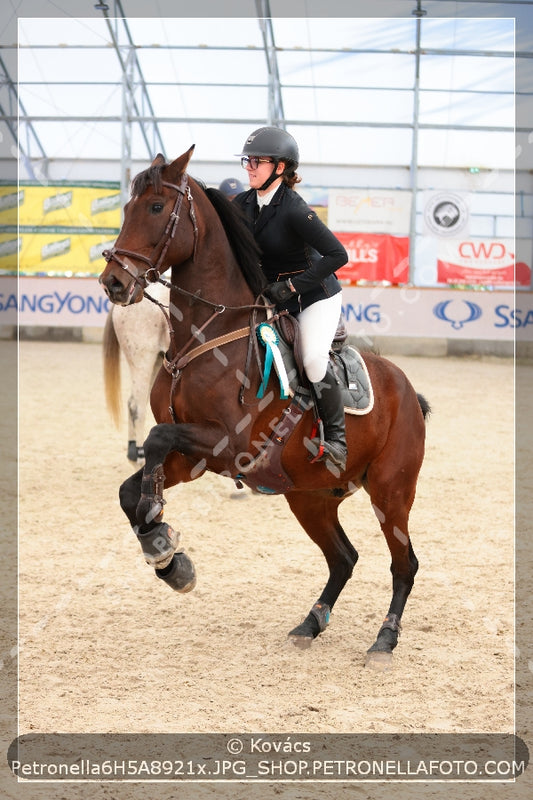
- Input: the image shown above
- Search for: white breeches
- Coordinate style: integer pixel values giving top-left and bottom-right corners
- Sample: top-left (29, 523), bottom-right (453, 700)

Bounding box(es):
top-left (297, 292), bottom-right (343, 383)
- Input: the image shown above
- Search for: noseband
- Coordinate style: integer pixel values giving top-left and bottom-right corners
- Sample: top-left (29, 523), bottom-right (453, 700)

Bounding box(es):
top-left (102, 172), bottom-right (198, 288)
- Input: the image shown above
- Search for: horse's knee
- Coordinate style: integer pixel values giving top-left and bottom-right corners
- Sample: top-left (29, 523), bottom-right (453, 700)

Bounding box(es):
top-left (141, 424), bottom-right (169, 464)
top-left (144, 423), bottom-right (166, 447)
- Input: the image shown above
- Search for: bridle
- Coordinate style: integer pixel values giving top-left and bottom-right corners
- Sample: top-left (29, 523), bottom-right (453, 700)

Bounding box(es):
top-left (101, 169), bottom-right (282, 416)
top-left (101, 172), bottom-right (198, 294)
top-left (101, 171), bottom-right (266, 316)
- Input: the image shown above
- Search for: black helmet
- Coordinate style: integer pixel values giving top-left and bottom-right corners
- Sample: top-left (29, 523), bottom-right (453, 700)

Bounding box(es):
top-left (218, 177), bottom-right (244, 197)
top-left (240, 127), bottom-right (299, 167)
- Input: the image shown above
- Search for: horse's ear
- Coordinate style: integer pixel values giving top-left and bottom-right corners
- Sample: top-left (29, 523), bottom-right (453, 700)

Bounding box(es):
top-left (166, 145), bottom-right (195, 181)
top-left (151, 153), bottom-right (166, 168)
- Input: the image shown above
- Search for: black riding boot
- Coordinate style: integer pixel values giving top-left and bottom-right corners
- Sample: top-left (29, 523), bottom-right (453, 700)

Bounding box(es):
top-left (310, 364), bottom-right (347, 472)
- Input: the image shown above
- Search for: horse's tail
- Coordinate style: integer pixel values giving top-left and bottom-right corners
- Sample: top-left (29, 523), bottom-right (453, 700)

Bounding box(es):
top-left (103, 309), bottom-right (122, 427)
top-left (417, 393), bottom-right (431, 420)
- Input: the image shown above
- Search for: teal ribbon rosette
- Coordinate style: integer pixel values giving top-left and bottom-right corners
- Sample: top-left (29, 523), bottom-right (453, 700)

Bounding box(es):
top-left (256, 322), bottom-right (289, 399)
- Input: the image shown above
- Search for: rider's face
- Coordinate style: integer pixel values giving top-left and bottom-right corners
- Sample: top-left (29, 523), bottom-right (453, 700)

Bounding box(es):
top-left (243, 158), bottom-right (284, 192)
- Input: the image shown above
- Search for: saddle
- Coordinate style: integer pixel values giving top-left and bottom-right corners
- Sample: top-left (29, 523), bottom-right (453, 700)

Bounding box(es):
top-left (235, 314), bottom-right (374, 495)
top-left (275, 314), bottom-right (374, 416)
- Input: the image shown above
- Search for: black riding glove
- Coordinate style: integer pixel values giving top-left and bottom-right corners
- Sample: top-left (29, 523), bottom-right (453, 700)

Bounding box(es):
top-left (264, 280), bottom-right (293, 305)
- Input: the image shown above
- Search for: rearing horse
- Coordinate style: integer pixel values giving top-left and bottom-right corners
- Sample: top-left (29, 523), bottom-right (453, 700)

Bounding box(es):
top-left (99, 147), bottom-right (429, 668)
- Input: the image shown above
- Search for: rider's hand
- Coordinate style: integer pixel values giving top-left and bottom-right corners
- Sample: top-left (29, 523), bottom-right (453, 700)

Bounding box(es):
top-left (264, 280), bottom-right (294, 305)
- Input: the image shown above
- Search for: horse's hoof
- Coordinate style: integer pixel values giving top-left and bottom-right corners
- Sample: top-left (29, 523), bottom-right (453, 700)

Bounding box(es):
top-left (127, 442), bottom-right (145, 464)
top-left (364, 651), bottom-right (393, 671)
top-left (287, 634), bottom-right (314, 650)
top-left (229, 491), bottom-right (248, 500)
top-left (155, 552), bottom-right (196, 593)
top-left (127, 441), bottom-right (138, 462)
top-left (286, 602), bottom-right (330, 649)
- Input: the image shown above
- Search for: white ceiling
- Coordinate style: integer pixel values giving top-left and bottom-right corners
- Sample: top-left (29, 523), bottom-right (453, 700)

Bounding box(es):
top-left (3, 0), bottom-right (532, 181)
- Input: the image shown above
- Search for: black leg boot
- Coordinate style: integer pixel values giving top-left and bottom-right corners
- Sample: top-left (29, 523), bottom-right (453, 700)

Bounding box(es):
top-left (310, 364), bottom-right (347, 471)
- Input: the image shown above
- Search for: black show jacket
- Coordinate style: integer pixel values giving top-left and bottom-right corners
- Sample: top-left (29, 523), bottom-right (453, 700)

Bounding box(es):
top-left (233, 183), bottom-right (348, 312)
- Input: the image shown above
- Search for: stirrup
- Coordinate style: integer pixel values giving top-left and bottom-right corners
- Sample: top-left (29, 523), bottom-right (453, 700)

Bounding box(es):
top-left (308, 437), bottom-right (347, 471)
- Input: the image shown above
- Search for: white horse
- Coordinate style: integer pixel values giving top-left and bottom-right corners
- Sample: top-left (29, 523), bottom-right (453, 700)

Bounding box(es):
top-left (103, 281), bottom-right (170, 462)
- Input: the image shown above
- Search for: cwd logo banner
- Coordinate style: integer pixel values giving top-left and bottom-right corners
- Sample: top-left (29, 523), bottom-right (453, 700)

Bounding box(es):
top-left (436, 238), bottom-right (530, 287)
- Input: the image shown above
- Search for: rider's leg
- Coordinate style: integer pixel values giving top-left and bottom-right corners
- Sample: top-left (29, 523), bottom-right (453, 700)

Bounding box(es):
top-left (298, 293), bottom-right (347, 471)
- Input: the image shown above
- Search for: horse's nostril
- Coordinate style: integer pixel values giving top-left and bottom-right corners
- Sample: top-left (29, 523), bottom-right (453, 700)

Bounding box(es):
top-left (101, 279), bottom-right (127, 303)
top-left (105, 277), bottom-right (124, 293)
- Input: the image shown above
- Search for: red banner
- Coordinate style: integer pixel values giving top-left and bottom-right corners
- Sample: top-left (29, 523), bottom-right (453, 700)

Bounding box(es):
top-left (437, 239), bottom-right (531, 287)
top-left (334, 232), bottom-right (409, 284)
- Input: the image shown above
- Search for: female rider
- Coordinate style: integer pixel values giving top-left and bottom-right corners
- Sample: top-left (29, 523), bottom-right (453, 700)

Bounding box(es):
top-left (233, 126), bottom-right (349, 471)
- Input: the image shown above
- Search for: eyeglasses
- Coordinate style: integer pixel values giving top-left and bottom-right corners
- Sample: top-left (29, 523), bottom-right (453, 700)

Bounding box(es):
top-left (241, 156), bottom-right (274, 170)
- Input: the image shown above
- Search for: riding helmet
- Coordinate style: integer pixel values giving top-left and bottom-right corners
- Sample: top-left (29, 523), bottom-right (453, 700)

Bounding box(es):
top-left (239, 127), bottom-right (299, 167)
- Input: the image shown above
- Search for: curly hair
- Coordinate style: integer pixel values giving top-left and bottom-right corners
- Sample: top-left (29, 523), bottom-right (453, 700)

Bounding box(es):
top-left (281, 163), bottom-right (302, 189)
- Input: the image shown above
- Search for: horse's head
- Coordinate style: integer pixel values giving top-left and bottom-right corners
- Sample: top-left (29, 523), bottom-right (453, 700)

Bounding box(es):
top-left (99, 146), bottom-right (197, 305)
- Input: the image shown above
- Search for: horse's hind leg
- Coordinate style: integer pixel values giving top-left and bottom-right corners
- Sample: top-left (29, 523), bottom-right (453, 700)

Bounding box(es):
top-left (284, 490), bottom-right (358, 648)
top-left (364, 464), bottom-right (420, 669)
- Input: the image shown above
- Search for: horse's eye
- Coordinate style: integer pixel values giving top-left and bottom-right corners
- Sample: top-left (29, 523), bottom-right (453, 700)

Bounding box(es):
top-left (151, 203), bottom-right (164, 214)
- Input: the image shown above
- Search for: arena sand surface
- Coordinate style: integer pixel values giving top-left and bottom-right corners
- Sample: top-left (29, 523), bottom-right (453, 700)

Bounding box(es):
top-left (1, 339), bottom-right (531, 800)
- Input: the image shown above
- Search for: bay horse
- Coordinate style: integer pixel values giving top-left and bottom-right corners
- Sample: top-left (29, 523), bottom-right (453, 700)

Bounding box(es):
top-left (103, 280), bottom-right (170, 462)
top-left (99, 147), bottom-right (429, 668)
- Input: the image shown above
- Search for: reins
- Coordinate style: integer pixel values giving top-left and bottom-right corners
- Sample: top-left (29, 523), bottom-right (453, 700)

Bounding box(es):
top-left (103, 170), bottom-right (283, 420)
top-left (155, 288), bottom-right (287, 422)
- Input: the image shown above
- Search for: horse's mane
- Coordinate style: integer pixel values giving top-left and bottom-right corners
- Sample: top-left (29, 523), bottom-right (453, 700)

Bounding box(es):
top-left (130, 162), bottom-right (266, 297)
top-left (131, 161), bottom-right (166, 196)
top-left (198, 180), bottom-right (265, 297)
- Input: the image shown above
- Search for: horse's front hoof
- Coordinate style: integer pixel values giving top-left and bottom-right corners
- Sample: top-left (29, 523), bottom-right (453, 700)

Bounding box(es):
top-left (155, 552), bottom-right (196, 593)
top-left (287, 634), bottom-right (314, 650)
top-left (365, 651), bottom-right (393, 671)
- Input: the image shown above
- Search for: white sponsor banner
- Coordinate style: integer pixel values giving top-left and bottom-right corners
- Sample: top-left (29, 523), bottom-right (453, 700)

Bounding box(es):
top-left (0, 276), bottom-right (110, 327)
top-left (328, 189), bottom-right (411, 234)
top-left (436, 238), bottom-right (530, 287)
top-left (342, 286), bottom-right (533, 341)
top-left (2, 278), bottom-right (532, 342)
top-left (441, 239), bottom-right (514, 269)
